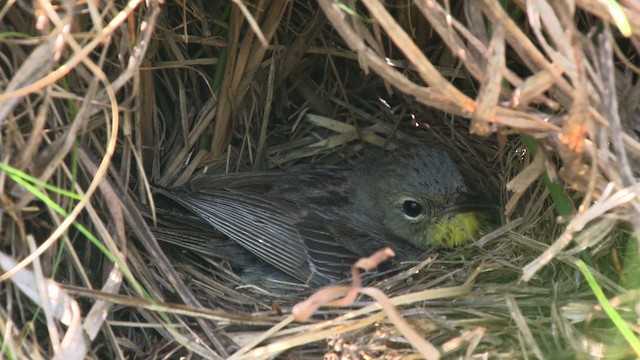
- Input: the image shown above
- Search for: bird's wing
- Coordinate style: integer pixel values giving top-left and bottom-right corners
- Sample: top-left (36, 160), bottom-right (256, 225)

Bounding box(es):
top-left (156, 187), bottom-right (357, 286)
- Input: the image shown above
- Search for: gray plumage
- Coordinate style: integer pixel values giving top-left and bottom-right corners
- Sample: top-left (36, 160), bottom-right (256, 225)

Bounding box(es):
top-left (156, 146), bottom-right (471, 286)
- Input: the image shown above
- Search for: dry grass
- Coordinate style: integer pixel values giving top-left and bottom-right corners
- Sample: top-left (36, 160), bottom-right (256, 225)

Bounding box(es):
top-left (1, 0), bottom-right (639, 359)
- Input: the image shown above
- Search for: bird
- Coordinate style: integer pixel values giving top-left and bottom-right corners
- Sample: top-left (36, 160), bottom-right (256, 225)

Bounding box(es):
top-left (155, 145), bottom-right (489, 287)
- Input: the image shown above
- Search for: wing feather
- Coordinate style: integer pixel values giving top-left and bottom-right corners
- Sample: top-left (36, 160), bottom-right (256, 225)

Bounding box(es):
top-left (156, 187), bottom-right (355, 285)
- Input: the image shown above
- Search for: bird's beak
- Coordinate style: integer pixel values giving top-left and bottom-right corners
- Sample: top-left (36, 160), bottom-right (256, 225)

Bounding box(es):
top-left (447, 192), bottom-right (497, 214)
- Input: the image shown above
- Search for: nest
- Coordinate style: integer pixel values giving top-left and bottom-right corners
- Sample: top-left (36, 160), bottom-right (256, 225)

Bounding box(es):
top-left (1, 1), bottom-right (639, 359)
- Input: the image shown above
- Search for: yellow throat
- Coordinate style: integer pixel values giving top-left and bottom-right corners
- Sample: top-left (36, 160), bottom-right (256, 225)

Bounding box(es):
top-left (427, 212), bottom-right (484, 248)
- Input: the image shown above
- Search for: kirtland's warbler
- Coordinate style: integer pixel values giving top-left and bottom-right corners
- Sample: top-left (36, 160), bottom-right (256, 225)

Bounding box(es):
top-left (157, 146), bottom-right (487, 286)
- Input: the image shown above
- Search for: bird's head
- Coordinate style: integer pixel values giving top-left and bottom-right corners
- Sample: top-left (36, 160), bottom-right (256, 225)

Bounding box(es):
top-left (354, 146), bottom-right (488, 249)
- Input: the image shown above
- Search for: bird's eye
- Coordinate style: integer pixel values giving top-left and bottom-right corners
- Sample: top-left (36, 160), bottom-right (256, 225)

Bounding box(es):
top-left (402, 200), bottom-right (424, 218)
